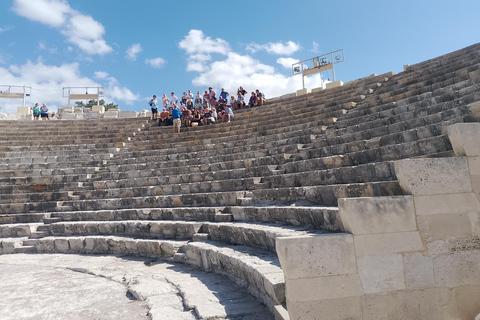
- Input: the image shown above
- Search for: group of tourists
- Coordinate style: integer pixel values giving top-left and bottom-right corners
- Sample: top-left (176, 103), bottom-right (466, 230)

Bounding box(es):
top-left (148, 86), bottom-right (265, 133)
top-left (31, 103), bottom-right (49, 120)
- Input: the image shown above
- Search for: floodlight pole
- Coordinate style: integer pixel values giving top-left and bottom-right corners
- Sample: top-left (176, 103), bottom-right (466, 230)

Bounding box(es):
top-left (301, 61), bottom-right (305, 89)
top-left (22, 86), bottom-right (26, 107)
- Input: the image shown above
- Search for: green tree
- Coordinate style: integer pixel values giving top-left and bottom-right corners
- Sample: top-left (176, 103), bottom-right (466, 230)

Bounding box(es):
top-left (74, 99), bottom-right (118, 110)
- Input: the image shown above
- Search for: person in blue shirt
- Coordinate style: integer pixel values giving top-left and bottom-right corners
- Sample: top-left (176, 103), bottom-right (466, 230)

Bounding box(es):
top-left (221, 104), bottom-right (234, 123)
top-left (40, 103), bottom-right (49, 120)
top-left (148, 95), bottom-right (158, 120)
top-left (219, 88), bottom-right (229, 102)
top-left (171, 103), bottom-right (182, 133)
top-left (32, 103), bottom-right (40, 120)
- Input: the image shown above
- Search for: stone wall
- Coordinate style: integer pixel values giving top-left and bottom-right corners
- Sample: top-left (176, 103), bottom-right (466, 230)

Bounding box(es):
top-left (276, 122), bottom-right (480, 320)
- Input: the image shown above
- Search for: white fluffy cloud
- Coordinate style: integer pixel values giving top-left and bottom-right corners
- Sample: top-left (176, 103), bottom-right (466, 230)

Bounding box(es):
top-left (126, 43), bottom-right (142, 61)
top-left (246, 41), bottom-right (301, 55)
top-left (94, 71), bottom-right (109, 79)
top-left (179, 30), bottom-right (322, 100)
top-left (90, 71), bottom-right (139, 105)
top-left (145, 57), bottom-right (166, 69)
top-left (0, 61), bottom-right (138, 113)
top-left (179, 29), bottom-right (230, 55)
top-left (277, 57), bottom-right (300, 69)
top-left (12, 0), bottom-right (112, 55)
top-left (190, 52), bottom-right (323, 99)
top-left (179, 30), bottom-right (230, 72)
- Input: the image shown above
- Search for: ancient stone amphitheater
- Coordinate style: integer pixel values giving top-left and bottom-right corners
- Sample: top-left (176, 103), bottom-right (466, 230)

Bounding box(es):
top-left (1, 43), bottom-right (480, 320)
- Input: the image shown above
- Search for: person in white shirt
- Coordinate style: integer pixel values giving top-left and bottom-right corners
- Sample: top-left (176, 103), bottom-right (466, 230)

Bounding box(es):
top-left (186, 89), bottom-right (194, 108)
top-left (170, 92), bottom-right (178, 109)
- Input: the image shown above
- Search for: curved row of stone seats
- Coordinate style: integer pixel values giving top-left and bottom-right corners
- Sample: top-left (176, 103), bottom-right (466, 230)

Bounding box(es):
top-left (39, 205), bottom-right (339, 231)
top-left (27, 235), bottom-right (284, 310)
top-left (0, 118), bottom-right (148, 152)
top-left (3, 76), bottom-right (473, 213)
top-left (1, 44), bottom-right (480, 319)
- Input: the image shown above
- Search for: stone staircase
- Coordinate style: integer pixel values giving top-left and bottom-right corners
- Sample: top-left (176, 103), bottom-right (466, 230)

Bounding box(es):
top-left (1, 43), bottom-right (480, 319)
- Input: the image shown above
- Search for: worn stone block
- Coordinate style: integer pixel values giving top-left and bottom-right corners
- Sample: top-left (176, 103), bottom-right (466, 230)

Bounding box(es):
top-left (354, 231), bottom-right (424, 257)
top-left (286, 274), bottom-right (363, 302)
top-left (361, 291), bottom-right (422, 320)
top-left (276, 234), bottom-right (356, 279)
top-left (433, 251), bottom-right (480, 287)
top-left (338, 196), bottom-right (417, 235)
top-left (448, 123), bottom-right (480, 156)
top-left (36, 239), bottom-right (54, 252)
top-left (287, 296), bottom-right (361, 320)
top-left (358, 254), bottom-right (405, 294)
top-left (417, 213), bottom-right (474, 240)
top-left (395, 157), bottom-right (471, 195)
top-left (54, 238), bottom-right (70, 252)
top-left (414, 192), bottom-right (480, 216)
top-left (68, 237), bottom-right (85, 252)
top-left (404, 253), bottom-right (435, 289)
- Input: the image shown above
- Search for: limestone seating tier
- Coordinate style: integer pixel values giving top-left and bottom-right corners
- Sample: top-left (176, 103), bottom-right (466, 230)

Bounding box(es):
top-left (0, 180), bottom-right (401, 214)
top-left (18, 235), bottom-right (285, 310)
top-left (49, 206), bottom-right (340, 230)
top-left (335, 80), bottom-right (480, 128)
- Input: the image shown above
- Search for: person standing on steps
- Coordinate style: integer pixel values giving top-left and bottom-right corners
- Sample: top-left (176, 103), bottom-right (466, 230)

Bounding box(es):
top-left (170, 92), bottom-right (178, 109)
top-left (32, 103), bottom-right (40, 120)
top-left (171, 103), bottom-right (182, 133)
top-left (40, 103), bottom-right (49, 120)
top-left (149, 95), bottom-right (158, 120)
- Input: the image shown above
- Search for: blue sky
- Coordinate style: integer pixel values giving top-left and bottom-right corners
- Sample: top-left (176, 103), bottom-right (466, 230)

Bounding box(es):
top-left (0, 0), bottom-right (479, 113)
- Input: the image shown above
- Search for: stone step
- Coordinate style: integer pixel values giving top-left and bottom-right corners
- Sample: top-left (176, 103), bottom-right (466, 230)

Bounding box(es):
top-left (39, 219), bottom-right (323, 253)
top-left (29, 231), bottom-right (50, 239)
top-left (14, 245), bottom-right (36, 253)
top-left (0, 182), bottom-right (399, 214)
top-left (44, 217), bottom-right (61, 224)
top-left (182, 240), bottom-right (285, 309)
top-left (0, 213), bottom-right (47, 224)
top-left (0, 191), bottom-right (72, 205)
top-left (50, 207), bottom-right (223, 223)
top-left (0, 223), bottom-right (38, 237)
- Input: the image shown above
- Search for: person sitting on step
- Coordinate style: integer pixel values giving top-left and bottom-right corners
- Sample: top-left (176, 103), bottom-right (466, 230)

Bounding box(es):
top-left (248, 92), bottom-right (257, 108)
top-left (159, 107), bottom-right (169, 126)
top-left (221, 104), bottom-right (234, 123)
top-left (255, 89), bottom-right (265, 106)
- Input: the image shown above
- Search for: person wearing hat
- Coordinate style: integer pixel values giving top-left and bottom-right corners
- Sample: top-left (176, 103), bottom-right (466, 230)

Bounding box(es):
top-left (148, 95), bottom-right (158, 120)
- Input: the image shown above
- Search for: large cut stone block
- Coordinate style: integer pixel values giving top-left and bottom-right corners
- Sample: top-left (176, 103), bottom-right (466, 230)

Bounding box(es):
top-left (468, 157), bottom-right (480, 199)
top-left (414, 192), bottom-right (480, 216)
top-left (358, 254), bottom-right (405, 294)
top-left (17, 106), bottom-right (31, 115)
top-left (395, 158), bottom-right (471, 195)
top-left (287, 296), bottom-right (361, 320)
top-left (286, 274), bottom-right (363, 301)
top-left (433, 251), bottom-right (480, 287)
top-left (354, 231), bottom-right (424, 257)
top-left (276, 234), bottom-right (356, 279)
top-left (338, 196), bottom-right (417, 235)
top-left (118, 111), bottom-right (139, 118)
top-left (417, 213), bottom-right (475, 240)
top-left (448, 123), bottom-right (480, 156)
top-left (92, 105), bottom-right (104, 113)
top-left (404, 253), bottom-right (435, 289)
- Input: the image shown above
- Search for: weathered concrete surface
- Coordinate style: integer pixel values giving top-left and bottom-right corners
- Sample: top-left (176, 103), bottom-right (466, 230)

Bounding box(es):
top-left (0, 254), bottom-right (272, 320)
